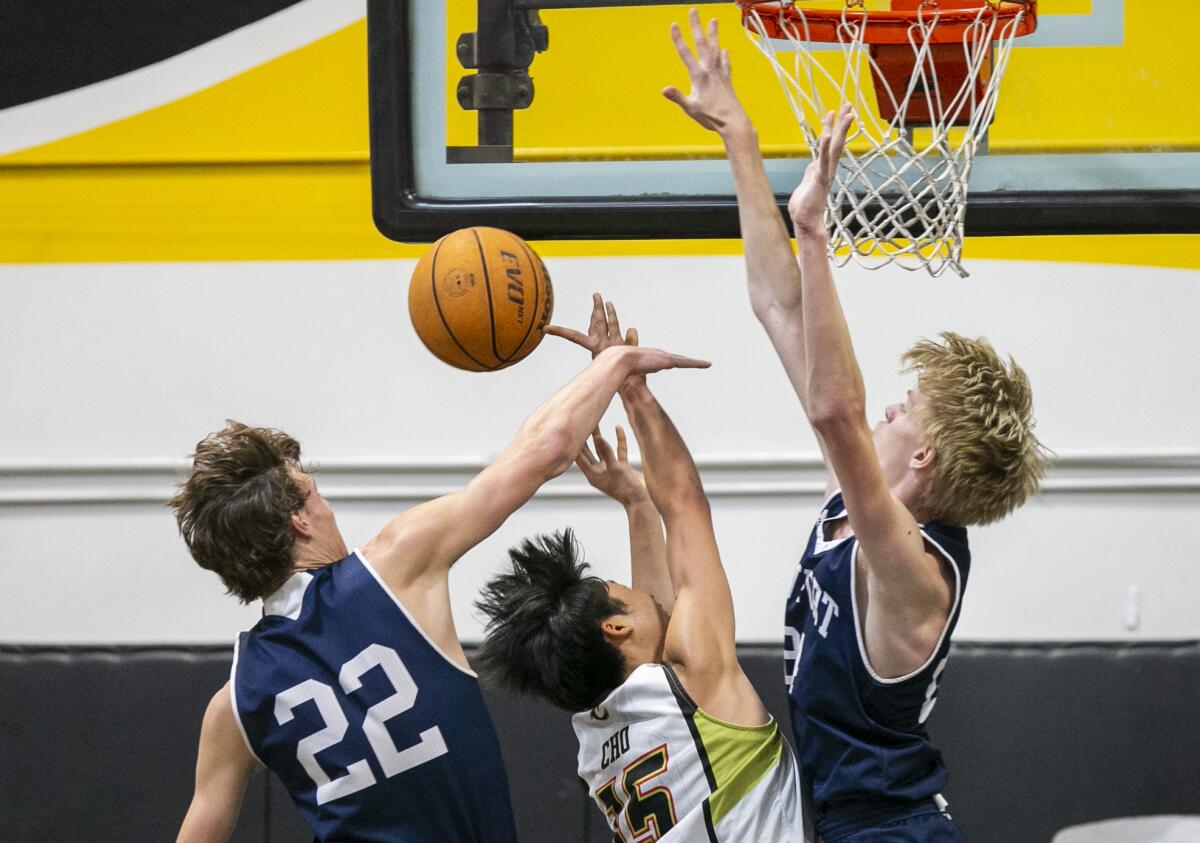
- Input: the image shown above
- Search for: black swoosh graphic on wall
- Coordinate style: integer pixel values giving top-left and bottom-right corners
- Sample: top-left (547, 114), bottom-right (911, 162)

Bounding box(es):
top-left (0, 0), bottom-right (304, 110)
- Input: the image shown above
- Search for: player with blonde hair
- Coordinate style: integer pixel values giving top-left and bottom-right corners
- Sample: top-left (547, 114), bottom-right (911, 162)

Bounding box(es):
top-left (665, 10), bottom-right (1046, 842)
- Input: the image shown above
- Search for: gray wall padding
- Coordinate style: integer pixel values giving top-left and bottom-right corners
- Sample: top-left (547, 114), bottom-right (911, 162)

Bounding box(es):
top-left (2, 642), bottom-right (1197, 842)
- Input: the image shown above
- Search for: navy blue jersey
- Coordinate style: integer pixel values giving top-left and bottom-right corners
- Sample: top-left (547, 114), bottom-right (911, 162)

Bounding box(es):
top-left (784, 492), bottom-right (970, 839)
top-left (231, 550), bottom-right (518, 843)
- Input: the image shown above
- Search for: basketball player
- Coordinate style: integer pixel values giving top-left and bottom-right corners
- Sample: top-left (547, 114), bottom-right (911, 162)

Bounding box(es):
top-left (477, 296), bottom-right (806, 842)
top-left (664, 11), bottom-right (1046, 842)
top-left (171, 340), bottom-right (709, 842)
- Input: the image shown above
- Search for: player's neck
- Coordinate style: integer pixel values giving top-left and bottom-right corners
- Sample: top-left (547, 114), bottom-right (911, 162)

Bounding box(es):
top-left (892, 477), bottom-right (935, 525)
top-left (290, 533), bottom-right (349, 572)
top-left (619, 648), bottom-right (657, 681)
top-left (830, 478), bottom-right (933, 537)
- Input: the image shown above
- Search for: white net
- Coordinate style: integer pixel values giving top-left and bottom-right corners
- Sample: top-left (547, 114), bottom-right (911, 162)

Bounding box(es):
top-left (743, 2), bottom-right (1032, 277)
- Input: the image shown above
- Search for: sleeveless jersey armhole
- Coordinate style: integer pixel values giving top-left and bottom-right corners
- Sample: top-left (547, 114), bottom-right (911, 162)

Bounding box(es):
top-left (352, 548), bottom-right (477, 678)
top-left (229, 634), bottom-right (264, 766)
top-left (849, 532), bottom-right (963, 685)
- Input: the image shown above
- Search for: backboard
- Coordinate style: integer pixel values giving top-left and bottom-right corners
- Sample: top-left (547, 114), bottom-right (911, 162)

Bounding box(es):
top-left (368, 0), bottom-right (1200, 242)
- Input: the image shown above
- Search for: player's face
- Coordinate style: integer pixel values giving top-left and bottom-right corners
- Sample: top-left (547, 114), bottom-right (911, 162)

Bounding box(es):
top-left (872, 386), bottom-right (932, 487)
top-left (605, 581), bottom-right (669, 662)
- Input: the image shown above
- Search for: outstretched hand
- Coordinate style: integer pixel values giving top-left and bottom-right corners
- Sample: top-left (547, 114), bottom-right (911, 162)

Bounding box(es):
top-left (662, 8), bottom-right (750, 136)
top-left (576, 426), bottom-right (648, 508)
top-left (545, 293), bottom-right (636, 359)
top-left (624, 345), bottom-right (711, 375)
top-left (545, 294), bottom-right (709, 382)
top-left (788, 103), bottom-right (855, 235)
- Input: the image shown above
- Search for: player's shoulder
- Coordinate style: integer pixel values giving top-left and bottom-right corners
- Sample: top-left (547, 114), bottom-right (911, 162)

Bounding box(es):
top-left (242, 553), bottom-right (359, 630)
top-left (200, 683), bottom-right (238, 740)
top-left (201, 681), bottom-right (264, 769)
top-left (360, 496), bottom-right (463, 586)
top-left (804, 489), bottom-right (848, 550)
top-left (205, 682), bottom-right (233, 717)
top-left (618, 662), bottom-right (671, 697)
top-left (919, 518), bottom-right (970, 561)
top-left (815, 488), bottom-right (847, 523)
top-left (571, 664), bottom-right (671, 727)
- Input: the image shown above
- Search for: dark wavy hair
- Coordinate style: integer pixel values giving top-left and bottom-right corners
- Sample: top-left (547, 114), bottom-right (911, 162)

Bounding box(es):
top-left (169, 421), bottom-right (306, 603)
top-left (475, 529), bottom-right (628, 712)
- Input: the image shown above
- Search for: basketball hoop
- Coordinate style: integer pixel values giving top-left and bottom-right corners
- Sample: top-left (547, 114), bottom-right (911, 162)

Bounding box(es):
top-left (739, 1), bottom-right (1037, 277)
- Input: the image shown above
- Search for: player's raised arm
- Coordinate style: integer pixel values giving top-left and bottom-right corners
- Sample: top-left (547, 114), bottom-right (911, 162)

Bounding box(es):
top-left (177, 684), bottom-right (261, 843)
top-left (623, 361), bottom-right (766, 726)
top-left (789, 106), bottom-right (945, 626)
top-left (576, 426), bottom-right (673, 613)
top-left (664, 9), bottom-right (831, 483)
top-left (664, 11), bottom-right (800, 322)
top-left (362, 341), bottom-right (709, 594)
top-left (550, 294), bottom-right (674, 610)
top-left (555, 294), bottom-right (764, 724)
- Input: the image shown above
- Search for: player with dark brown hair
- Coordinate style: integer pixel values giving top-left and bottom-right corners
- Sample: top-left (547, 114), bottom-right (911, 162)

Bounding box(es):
top-left (171, 341), bottom-right (707, 843)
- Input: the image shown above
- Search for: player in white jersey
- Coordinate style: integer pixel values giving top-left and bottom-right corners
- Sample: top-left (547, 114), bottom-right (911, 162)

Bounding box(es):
top-left (477, 296), bottom-right (806, 842)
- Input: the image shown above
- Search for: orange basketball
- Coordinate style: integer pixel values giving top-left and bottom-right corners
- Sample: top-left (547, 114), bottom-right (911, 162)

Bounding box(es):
top-left (409, 227), bottom-right (553, 371)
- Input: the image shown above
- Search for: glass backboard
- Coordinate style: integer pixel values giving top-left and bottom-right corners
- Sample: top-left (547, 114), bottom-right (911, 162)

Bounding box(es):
top-left (368, 0), bottom-right (1200, 241)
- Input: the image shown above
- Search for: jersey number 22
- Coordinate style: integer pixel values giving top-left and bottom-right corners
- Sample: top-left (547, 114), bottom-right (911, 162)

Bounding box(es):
top-left (274, 643), bottom-right (448, 804)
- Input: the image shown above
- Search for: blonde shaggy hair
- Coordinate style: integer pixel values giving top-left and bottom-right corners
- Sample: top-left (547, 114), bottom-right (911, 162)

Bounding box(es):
top-left (901, 333), bottom-right (1047, 526)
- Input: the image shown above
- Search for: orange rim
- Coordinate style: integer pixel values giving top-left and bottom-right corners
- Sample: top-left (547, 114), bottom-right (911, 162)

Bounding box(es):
top-left (739, 1), bottom-right (1038, 45)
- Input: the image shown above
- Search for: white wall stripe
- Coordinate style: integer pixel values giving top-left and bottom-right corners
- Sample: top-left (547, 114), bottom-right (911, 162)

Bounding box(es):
top-left (2, 449), bottom-right (1197, 475)
top-left (0, 0), bottom-right (366, 157)
top-left (1, 451), bottom-right (1197, 506)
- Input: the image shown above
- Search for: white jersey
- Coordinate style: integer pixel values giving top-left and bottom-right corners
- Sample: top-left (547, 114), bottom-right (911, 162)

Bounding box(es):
top-left (574, 663), bottom-right (806, 842)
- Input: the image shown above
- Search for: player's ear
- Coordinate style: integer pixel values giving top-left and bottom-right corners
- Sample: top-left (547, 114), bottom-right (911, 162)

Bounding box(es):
top-left (601, 617), bottom-right (633, 644)
top-left (291, 511), bottom-right (313, 539)
top-left (910, 445), bottom-right (935, 472)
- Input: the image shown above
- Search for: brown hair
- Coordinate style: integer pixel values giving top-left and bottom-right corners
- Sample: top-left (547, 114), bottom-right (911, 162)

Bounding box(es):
top-left (902, 333), bottom-right (1047, 526)
top-left (170, 421), bottom-right (306, 602)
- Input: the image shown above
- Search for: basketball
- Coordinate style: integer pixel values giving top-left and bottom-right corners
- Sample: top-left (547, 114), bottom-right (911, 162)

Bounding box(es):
top-left (409, 227), bottom-right (553, 371)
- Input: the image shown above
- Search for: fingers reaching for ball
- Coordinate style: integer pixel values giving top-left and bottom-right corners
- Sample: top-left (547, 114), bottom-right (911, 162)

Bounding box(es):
top-left (546, 293), bottom-right (640, 353)
top-left (547, 293), bottom-right (709, 373)
top-left (543, 324), bottom-right (593, 351)
top-left (546, 293), bottom-right (635, 358)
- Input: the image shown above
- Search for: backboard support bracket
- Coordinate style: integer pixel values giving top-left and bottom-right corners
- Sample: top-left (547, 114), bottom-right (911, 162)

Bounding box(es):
top-left (453, 0), bottom-right (549, 158)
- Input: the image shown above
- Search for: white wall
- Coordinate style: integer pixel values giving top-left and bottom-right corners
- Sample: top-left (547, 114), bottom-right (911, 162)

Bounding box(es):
top-left (2, 255), bottom-right (1197, 644)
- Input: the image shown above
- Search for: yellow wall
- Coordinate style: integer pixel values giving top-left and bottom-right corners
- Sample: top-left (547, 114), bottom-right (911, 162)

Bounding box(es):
top-left (1, 12), bottom-right (1196, 268)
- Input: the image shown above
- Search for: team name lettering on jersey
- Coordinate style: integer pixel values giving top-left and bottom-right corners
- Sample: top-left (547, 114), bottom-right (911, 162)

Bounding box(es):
top-left (784, 626), bottom-right (805, 689)
top-left (803, 569), bottom-right (841, 637)
top-left (600, 725), bottom-right (630, 770)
